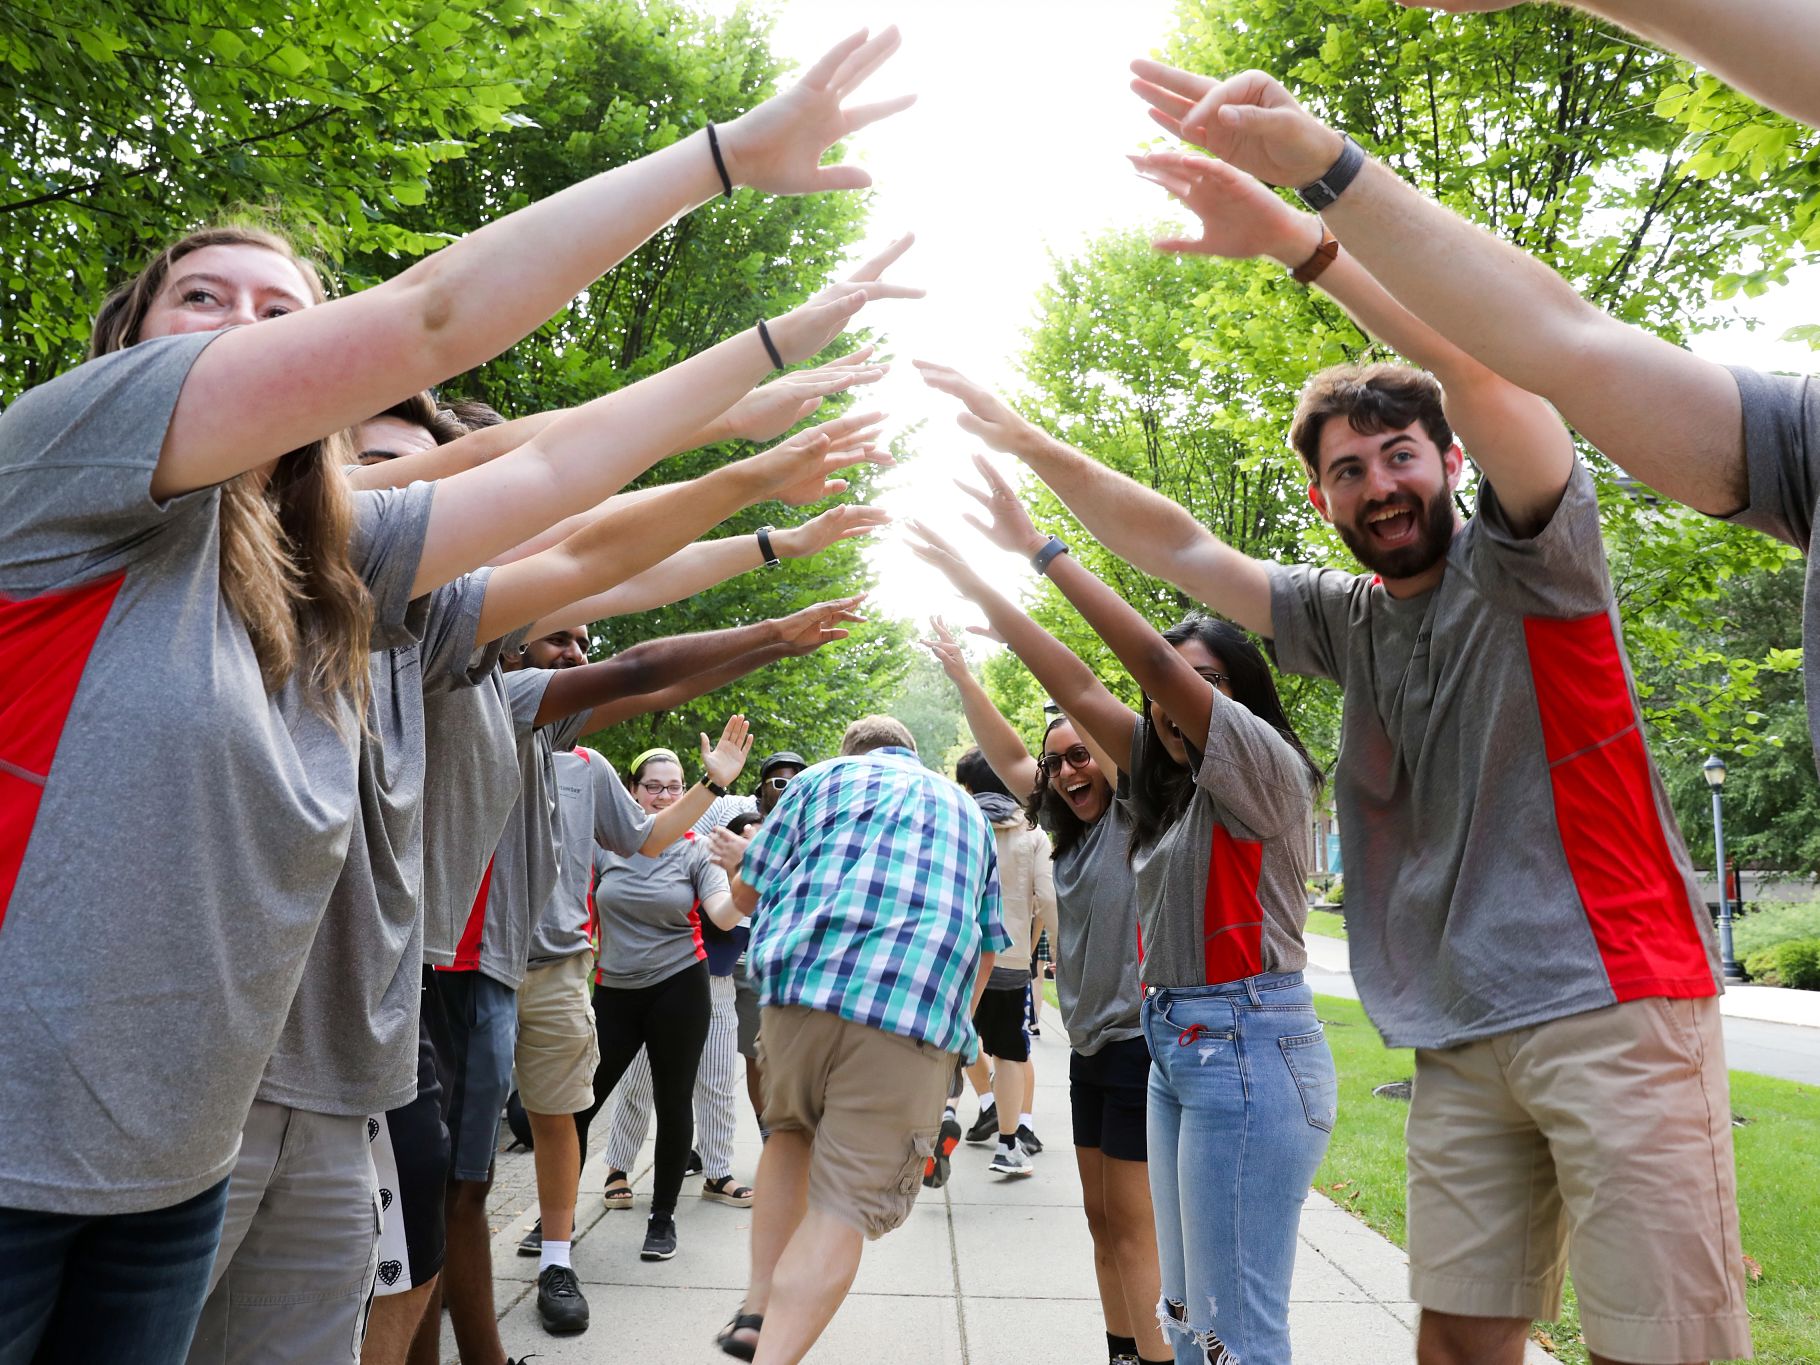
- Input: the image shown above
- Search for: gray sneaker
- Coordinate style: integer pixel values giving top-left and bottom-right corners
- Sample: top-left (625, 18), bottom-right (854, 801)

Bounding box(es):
top-left (987, 1143), bottom-right (1034, 1178)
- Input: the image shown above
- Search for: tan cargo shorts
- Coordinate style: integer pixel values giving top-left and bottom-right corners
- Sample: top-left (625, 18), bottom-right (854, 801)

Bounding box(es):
top-left (512, 952), bottom-right (599, 1116)
top-left (757, 1004), bottom-right (955, 1240)
top-left (1406, 995), bottom-right (1751, 1364)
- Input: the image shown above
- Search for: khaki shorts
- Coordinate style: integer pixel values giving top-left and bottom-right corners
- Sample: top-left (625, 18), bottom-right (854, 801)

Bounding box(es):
top-left (513, 953), bottom-right (599, 1115)
top-left (1406, 996), bottom-right (1750, 1364)
top-left (758, 1004), bottom-right (954, 1240)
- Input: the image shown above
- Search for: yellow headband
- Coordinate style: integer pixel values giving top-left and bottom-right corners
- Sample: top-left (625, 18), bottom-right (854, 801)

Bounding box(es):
top-left (630, 747), bottom-right (681, 776)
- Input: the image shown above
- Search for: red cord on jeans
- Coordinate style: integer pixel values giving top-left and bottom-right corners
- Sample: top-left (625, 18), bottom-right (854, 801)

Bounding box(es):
top-left (1177, 1023), bottom-right (1208, 1046)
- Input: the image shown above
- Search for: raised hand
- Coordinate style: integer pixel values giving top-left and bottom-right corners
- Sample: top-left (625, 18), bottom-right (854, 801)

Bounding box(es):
top-left (718, 28), bottom-right (915, 195)
top-left (956, 453), bottom-right (1046, 557)
top-left (773, 503), bottom-right (893, 557)
top-left (700, 713), bottom-right (755, 790)
top-left (903, 517), bottom-right (990, 597)
top-left (745, 410), bottom-right (889, 505)
top-left (762, 284), bottom-right (871, 367)
top-left (845, 233), bottom-right (926, 300)
top-left (721, 345), bottom-right (887, 443)
top-left (1129, 61), bottom-right (1344, 190)
top-left (1131, 152), bottom-right (1319, 265)
top-left (919, 616), bottom-right (972, 686)
top-left (913, 361), bottom-right (1043, 457)
top-left (773, 594), bottom-right (869, 655)
top-left (707, 825), bottom-right (752, 878)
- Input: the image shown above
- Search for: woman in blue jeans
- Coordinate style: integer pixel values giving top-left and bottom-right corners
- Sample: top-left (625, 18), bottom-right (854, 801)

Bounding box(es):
top-left (907, 453), bottom-right (1334, 1363)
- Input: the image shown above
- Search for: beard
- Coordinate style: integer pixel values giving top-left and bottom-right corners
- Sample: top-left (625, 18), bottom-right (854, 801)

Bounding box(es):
top-left (1334, 483), bottom-right (1456, 581)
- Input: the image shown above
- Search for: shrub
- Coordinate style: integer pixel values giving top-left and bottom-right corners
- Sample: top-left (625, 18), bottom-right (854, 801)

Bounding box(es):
top-left (1744, 946), bottom-right (1783, 984)
top-left (1732, 901), bottom-right (1820, 960)
top-left (1769, 939), bottom-right (1820, 991)
top-left (1329, 878), bottom-right (1344, 906)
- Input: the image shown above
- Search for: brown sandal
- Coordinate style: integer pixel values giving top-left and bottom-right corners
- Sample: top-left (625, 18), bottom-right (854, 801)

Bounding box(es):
top-left (702, 1175), bottom-right (754, 1207)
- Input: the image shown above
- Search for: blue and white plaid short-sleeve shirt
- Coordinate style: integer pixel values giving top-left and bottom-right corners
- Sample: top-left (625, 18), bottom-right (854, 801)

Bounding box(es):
top-left (743, 747), bottom-right (1009, 1060)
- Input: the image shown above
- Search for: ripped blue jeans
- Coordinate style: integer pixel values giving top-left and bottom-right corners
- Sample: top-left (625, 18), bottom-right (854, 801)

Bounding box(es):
top-left (1142, 972), bottom-right (1336, 1364)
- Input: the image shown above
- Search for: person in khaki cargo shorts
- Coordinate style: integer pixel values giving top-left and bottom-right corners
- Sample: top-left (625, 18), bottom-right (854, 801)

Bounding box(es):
top-left (704, 715), bottom-right (1008, 1365)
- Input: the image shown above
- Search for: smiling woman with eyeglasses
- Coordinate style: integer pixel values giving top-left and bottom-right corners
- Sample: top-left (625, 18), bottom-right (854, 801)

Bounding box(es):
top-left (576, 742), bottom-right (752, 1263)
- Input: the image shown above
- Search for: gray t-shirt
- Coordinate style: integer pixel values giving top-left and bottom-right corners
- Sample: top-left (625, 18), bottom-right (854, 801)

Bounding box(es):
top-left (419, 620), bottom-right (532, 968)
top-left (260, 562), bottom-right (519, 1118)
top-left (529, 747), bottom-right (652, 965)
top-left (1047, 797), bottom-right (1144, 1056)
top-left (1127, 701), bottom-right (1314, 991)
top-left (0, 331), bottom-right (419, 1214)
top-left (1725, 366), bottom-right (1820, 779)
top-left (1268, 459), bottom-right (1720, 1050)
top-left (456, 668), bottom-right (587, 989)
top-left (593, 834), bottom-right (729, 990)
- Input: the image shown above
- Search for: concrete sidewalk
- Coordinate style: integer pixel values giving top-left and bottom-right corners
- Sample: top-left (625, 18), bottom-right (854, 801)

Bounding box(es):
top-left (455, 1017), bottom-right (1547, 1363)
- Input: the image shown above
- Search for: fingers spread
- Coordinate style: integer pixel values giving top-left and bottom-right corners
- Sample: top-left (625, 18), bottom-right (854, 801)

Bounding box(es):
top-left (1130, 76), bottom-right (1195, 120)
top-left (831, 26), bottom-right (902, 97)
top-left (1129, 58), bottom-right (1214, 100)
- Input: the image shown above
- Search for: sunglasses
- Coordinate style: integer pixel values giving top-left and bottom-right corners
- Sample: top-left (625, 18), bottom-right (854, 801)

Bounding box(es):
top-left (763, 775), bottom-right (792, 792)
top-left (1037, 745), bottom-right (1094, 775)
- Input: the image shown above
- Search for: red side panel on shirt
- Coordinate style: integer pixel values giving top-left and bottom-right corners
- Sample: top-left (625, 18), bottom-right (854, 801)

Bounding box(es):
top-left (440, 855), bottom-right (494, 974)
top-left (0, 574), bottom-right (125, 934)
top-left (683, 831), bottom-right (705, 961)
top-left (1202, 826), bottom-right (1265, 984)
top-left (1524, 612), bottom-right (1714, 1000)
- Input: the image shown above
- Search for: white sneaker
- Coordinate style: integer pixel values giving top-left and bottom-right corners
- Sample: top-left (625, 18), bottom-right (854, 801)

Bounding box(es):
top-left (988, 1144), bottom-right (1035, 1178)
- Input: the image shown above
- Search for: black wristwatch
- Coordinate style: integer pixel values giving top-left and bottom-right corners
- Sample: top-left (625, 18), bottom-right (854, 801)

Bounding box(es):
top-left (1029, 535), bottom-right (1070, 576)
top-left (756, 525), bottom-right (781, 568)
top-left (1296, 135), bottom-right (1365, 212)
top-left (703, 778), bottom-right (728, 798)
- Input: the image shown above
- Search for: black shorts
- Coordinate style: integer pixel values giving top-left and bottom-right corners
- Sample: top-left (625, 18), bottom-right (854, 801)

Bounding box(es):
top-left (1069, 1036), bottom-right (1151, 1162)
top-left (973, 985), bottom-right (1030, 1063)
top-left (371, 977), bottom-right (454, 1294)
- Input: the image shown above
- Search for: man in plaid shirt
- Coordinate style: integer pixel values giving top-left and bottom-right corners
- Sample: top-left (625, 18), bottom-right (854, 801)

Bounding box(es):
top-left (707, 715), bottom-right (1007, 1364)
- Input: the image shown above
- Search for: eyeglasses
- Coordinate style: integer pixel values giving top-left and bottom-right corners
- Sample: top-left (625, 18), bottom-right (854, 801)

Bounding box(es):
top-left (637, 781), bottom-right (686, 797)
top-left (763, 775), bottom-right (792, 792)
top-left (1037, 745), bottom-right (1093, 775)
top-left (1196, 670), bottom-right (1232, 689)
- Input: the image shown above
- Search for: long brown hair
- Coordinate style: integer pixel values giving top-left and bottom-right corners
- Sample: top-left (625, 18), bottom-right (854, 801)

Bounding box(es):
top-left (90, 225), bottom-right (374, 706)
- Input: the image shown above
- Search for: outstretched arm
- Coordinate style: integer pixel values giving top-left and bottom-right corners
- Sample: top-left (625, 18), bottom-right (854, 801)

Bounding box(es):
top-left (1132, 150), bottom-right (1573, 531)
top-left (410, 284), bottom-right (876, 597)
top-left (904, 507), bottom-right (1139, 766)
top-left (528, 502), bottom-right (889, 636)
top-left (948, 455), bottom-right (1218, 759)
top-left (1131, 62), bottom-right (1746, 517)
top-left (343, 346), bottom-right (888, 493)
top-left (472, 417), bottom-right (860, 639)
top-left (915, 361), bottom-right (1276, 635)
top-left (154, 27), bottom-right (912, 498)
top-left (919, 618), bottom-right (1042, 796)
top-left (578, 596), bottom-right (867, 730)
top-left (1402, 0), bottom-right (1820, 130)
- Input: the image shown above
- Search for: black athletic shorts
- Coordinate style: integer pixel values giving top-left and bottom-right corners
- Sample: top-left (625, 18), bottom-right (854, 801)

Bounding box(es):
top-left (973, 985), bottom-right (1030, 1063)
top-left (371, 973), bottom-right (454, 1294)
top-left (1069, 1036), bottom-right (1151, 1162)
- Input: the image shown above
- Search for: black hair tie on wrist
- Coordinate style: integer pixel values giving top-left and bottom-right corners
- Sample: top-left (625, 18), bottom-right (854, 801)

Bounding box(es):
top-left (706, 122), bottom-right (733, 198)
top-left (756, 317), bottom-right (785, 371)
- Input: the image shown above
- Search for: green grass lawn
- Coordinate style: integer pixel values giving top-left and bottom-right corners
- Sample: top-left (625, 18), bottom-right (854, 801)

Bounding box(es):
top-left (1311, 992), bottom-right (1819, 1363)
top-left (1305, 908), bottom-right (1347, 940)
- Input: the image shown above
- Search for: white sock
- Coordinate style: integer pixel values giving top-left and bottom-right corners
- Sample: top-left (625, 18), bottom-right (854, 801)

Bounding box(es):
top-left (1018, 1112), bottom-right (1034, 1130)
top-left (539, 1237), bottom-right (572, 1272)
top-left (943, 1104), bottom-right (957, 1122)
top-left (977, 1097), bottom-right (995, 1120)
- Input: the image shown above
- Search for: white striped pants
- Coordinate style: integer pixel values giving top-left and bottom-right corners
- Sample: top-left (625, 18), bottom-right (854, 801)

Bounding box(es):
top-left (604, 972), bottom-right (741, 1180)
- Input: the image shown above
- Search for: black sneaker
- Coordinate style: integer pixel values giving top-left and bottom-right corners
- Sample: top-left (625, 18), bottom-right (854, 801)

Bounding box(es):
top-left (537, 1263), bottom-right (589, 1334)
top-left (683, 1148), bottom-right (704, 1177)
top-left (964, 1104), bottom-right (998, 1145)
top-left (1016, 1124), bottom-right (1044, 1156)
top-left (640, 1211), bottom-right (678, 1261)
top-left (517, 1217), bottom-right (543, 1257)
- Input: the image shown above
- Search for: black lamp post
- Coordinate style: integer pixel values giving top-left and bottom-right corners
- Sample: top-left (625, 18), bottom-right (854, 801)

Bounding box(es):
top-left (1703, 755), bottom-right (1743, 982)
